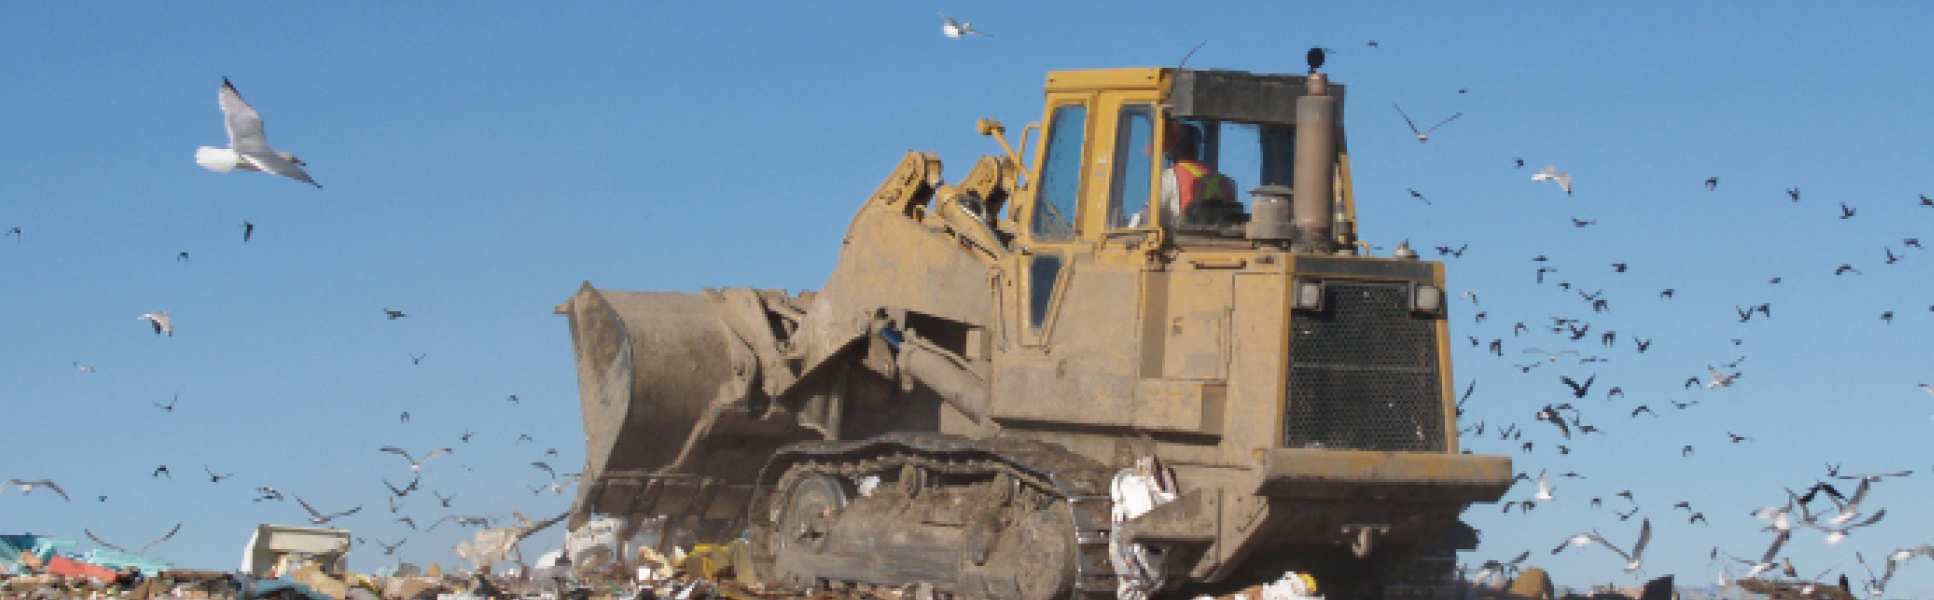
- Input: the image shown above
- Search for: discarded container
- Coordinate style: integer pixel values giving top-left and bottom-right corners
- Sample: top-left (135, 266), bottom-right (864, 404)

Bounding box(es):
top-left (44, 555), bottom-right (117, 582)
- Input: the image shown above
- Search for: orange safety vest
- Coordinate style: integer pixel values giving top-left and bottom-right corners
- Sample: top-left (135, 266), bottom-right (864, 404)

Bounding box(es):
top-left (1173, 160), bottom-right (1230, 212)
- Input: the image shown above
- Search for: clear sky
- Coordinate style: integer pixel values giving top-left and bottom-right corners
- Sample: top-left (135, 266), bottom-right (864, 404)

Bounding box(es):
top-left (4, 1), bottom-right (1932, 595)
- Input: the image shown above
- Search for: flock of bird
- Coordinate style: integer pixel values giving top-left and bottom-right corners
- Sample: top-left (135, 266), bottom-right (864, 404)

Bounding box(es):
top-left (1344, 35), bottom-right (1934, 597)
top-left (1, 75), bottom-right (585, 571)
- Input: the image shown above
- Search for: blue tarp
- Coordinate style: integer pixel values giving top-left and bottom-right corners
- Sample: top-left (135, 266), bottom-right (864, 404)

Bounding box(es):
top-left (77, 549), bottom-right (172, 574)
top-left (0, 535), bottom-right (77, 573)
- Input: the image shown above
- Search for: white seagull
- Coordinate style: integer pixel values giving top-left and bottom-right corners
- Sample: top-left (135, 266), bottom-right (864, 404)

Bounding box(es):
top-left (380, 446), bottom-right (452, 472)
top-left (1552, 518), bottom-right (1650, 572)
top-left (3, 478), bottom-right (70, 501)
top-left (139, 311), bottom-right (174, 337)
top-left (1392, 102), bottom-right (1460, 143)
top-left (1808, 508), bottom-right (1886, 545)
top-left (85, 522), bottom-right (181, 555)
top-left (1726, 529), bottom-right (1791, 578)
top-left (1532, 469), bottom-right (1555, 501)
top-left (939, 11), bottom-right (989, 38)
top-left (1531, 165), bottom-right (1573, 195)
top-left (295, 496), bottom-right (361, 525)
top-left (1705, 365), bottom-right (1740, 388)
top-left (196, 78), bottom-right (322, 188)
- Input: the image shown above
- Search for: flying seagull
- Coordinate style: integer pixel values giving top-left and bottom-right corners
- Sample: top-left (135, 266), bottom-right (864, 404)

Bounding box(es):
top-left (1531, 165), bottom-right (1573, 195)
top-left (1552, 518), bottom-right (1651, 572)
top-left (295, 497), bottom-right (361, 525)
top-left (382, 474), bottom-right (420, 497)
top-left (86, 522), bottom-right (182, 555)
top-left (155, 394), bottom-right (178, 412)
top-left (139, 311), bottom-right (174, 337)
top-left (1705, 366), bottom-right (1740, 388)
top-left (1808, 508), bottom-right (1886, 545)
top-left (428, 515), bottom-right (491, 532)
top-left (379, 446), bottom-right (452, 471)
top-left (3, 478), bottom-right (70, 501)
top-left (203, 465), bottom-right (232, 483)
top-left (1730, 529), bottom-right (1792, 578)
top-left (938, 11), bottom-right (989, 38)
top-left (195, 78), bottom-right (321, 188)
top-left (1392, 102), bottom-right (1460, 143)
top-left (242, 220), bottom-right (254, 242)
top-left (1533, 469), bottom-right (1555, 501)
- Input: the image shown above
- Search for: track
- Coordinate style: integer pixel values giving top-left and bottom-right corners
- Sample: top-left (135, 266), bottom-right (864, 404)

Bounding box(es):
top-left (750, 433), bottom-right (1121, 600)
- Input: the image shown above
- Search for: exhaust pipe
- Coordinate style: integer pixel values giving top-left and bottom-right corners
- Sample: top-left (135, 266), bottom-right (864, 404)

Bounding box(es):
top-left (1292, 74), bottom-right (1336, 253)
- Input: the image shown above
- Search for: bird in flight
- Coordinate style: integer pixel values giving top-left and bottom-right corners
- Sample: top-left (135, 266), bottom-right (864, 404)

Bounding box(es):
top-left (1553, 518), bottom-right (1651, 573)
top-left (296, 497), bottom-right (361, 525)
top-left (434, 490), bottom-right (455, 508)
top-left (938, 11), bottom-right (989, 38)
top-left (1840, 202), bottom-right (1857, 219)
top-left (1531, 165), bottom-right (1573, 195)
top-left (85, 522), bottom-right (182, 555)
top-left (241, 220), bottom-right (255, 242)
top-left (379, 446), bottom-right (452, 471)
top-left (428, 515), bottom-right (491, 532)
top-left (73, 362), bottom-right (96, 373)
top-left (1705, 366), bottom-right (1740, 388)
top-left (139, 311), bottom-right (174, 337)
top-left (1560, 374), bottom-right (1597, 398)
top-left (203, 465), bottom-right (232, 483)
top-left (4, 227), bottom-right (19, 243)
top-left (383, 308), bottom-right (408, 320)
top-left (4, 478), bottom-right (70, 501)
top-left (195, 78), bottom-right (321, 188)
top-left (410, 353), bottom-right (426, 365)
top-left (374, 538), bottom-right (406, 556)
top-left (1532, 469), bottom-right (1556, 501)
top-left (382, 474), bottom-right (420, 497)
top-left (1728, 529), bottom-right (1792, 578)
top-left (155, 394), bottom-right (179, 412)
top-left (1787, 187), bottom-right (1801, 202)
top-left (151, 465), bottom-right (171, 479)
top-left (176, 251), bottom-right (190, 263)
top-left (1392, 102), bottom-right (1460, 143)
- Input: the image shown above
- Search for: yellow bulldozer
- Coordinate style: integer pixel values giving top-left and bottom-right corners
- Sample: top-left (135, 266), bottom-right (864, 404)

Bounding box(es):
top-left (555, 60), bottom-right (1513, 600)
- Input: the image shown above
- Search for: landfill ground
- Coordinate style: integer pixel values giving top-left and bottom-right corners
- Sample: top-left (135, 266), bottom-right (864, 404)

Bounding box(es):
top-left (1, 552), bottom-right (1868, 600)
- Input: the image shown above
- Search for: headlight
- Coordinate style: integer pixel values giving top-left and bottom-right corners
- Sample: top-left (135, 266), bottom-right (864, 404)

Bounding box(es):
top-left (1412, 283), bottom-right (1444, 316)
top-left (1293, 280), bottom-right (1325, 312)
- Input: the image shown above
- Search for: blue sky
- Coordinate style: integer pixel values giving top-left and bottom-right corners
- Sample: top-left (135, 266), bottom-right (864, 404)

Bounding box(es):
top-left (4, 1), bottom-right (1933, 595)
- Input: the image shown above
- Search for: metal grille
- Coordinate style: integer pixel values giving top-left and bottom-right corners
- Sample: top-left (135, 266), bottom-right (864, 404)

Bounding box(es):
top-left (1284, 281), bottom-right (1446, 451)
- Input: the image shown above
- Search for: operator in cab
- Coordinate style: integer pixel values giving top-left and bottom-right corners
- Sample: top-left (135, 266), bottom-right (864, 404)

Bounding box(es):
top-left (1159, 123), bottom-right (1238, 229)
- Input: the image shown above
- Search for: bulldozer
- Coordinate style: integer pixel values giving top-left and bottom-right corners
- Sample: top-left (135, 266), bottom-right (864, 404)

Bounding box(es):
top-left (555, 59), bottom-right (1513, 600)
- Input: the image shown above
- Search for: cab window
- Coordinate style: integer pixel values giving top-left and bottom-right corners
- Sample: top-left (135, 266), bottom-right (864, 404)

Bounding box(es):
top-left (1107, 105), bottom-right (1155, 229)
top-left (1030, 104), bottom-right (1087, 241)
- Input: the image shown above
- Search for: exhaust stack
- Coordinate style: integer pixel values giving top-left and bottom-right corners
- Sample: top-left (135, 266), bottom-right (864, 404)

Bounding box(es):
top-left (1292, 73), bottom-right (1337, 253)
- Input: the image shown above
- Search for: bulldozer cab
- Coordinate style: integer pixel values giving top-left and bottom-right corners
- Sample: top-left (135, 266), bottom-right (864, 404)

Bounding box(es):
top-left (1012, 68), bottom-right (1351, 249)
